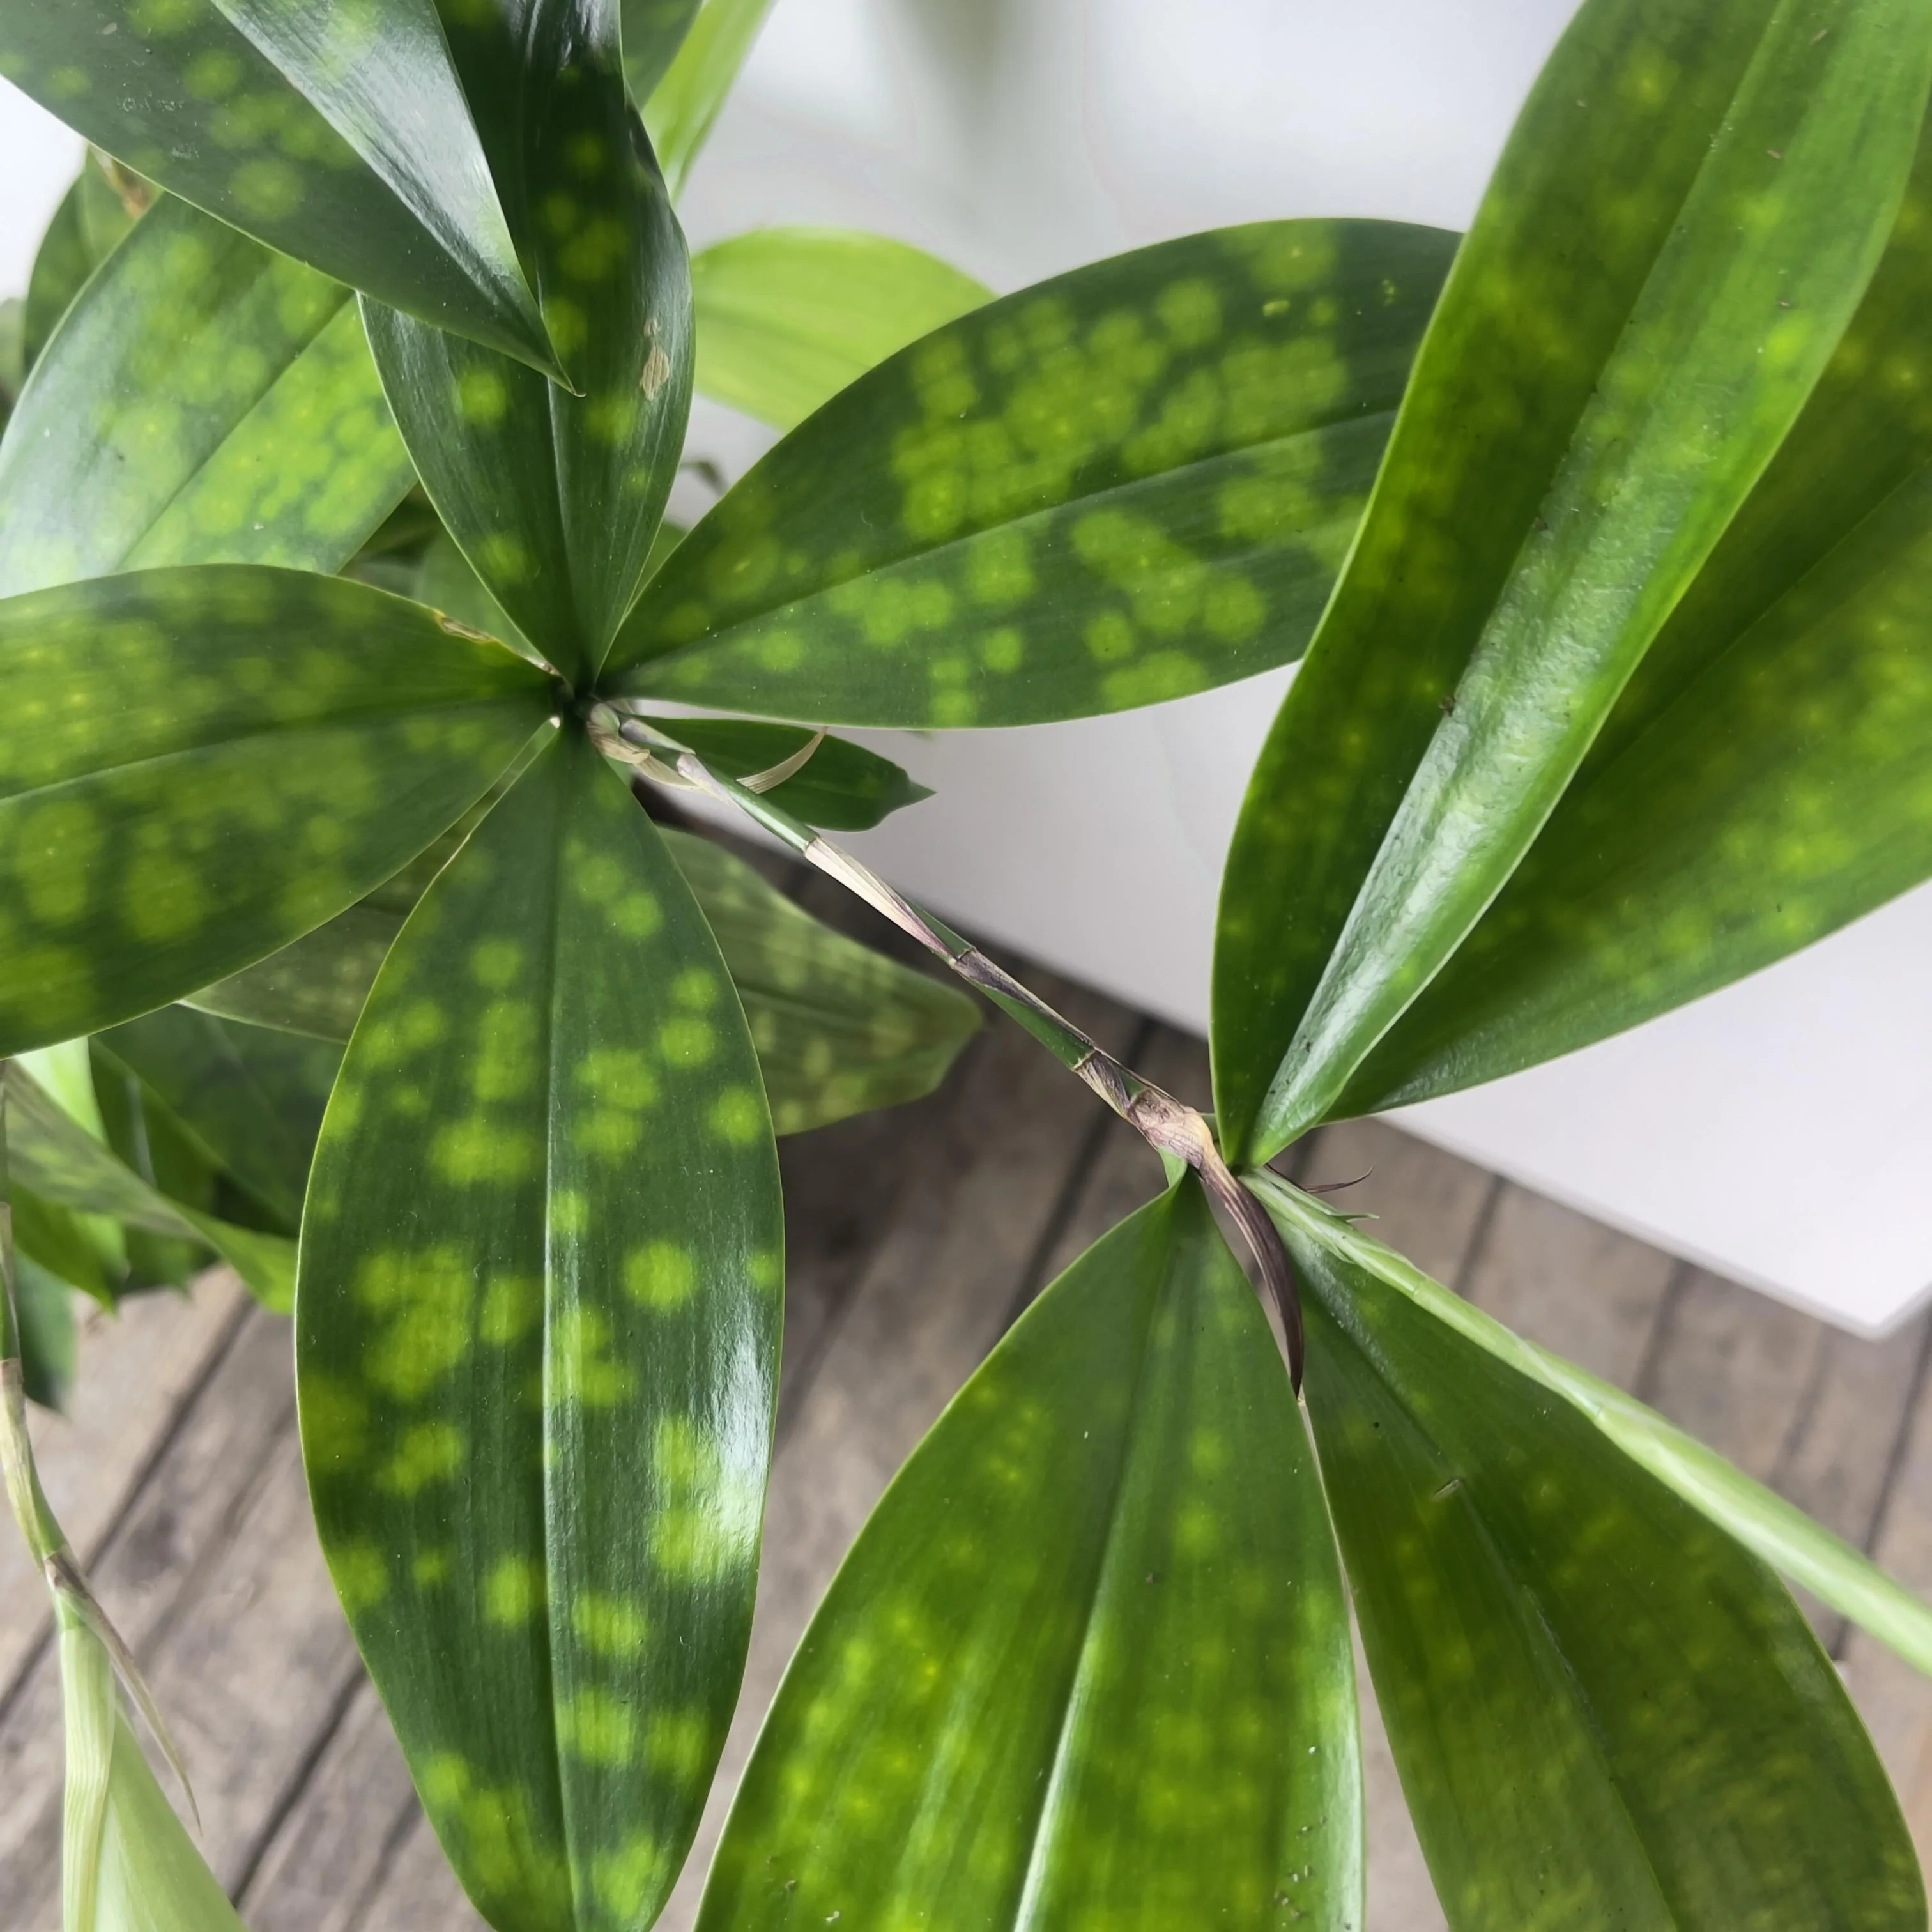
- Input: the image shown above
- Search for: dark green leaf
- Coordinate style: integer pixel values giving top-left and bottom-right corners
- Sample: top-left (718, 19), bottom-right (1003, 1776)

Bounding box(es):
top-left (362, 52), bottom-right (692, 682)
top-left (22, 176), bottom-right (96, 372)
top-left (0, 0), bottom-right (553, 372)
top-left (1211, 0), bottom-right (1932, 1162)
top-left (10, 1190), bottom-right (114, 1306)
top-left (14, 1255), bottom-right (77, 1413)
top-left (691, 227), bottom-right (990, 430)
top-left (7, 1064), bottom-right (293, 1308)
top-left (1286, 1222), bottom-right (1921, 1930)
top-left (637, 715), bottom-right (930, 829)
top-left (0, 299), bottom-right (24, 424)
top-left (610, 220), bottom-right (1455, 724)
top-left (0, 198), bottom-right (413, 599)
top-left (0, 566), bottom-right (551, 1055)
top-left (92, 1047), bottom-right (216, 1291)
top-left (298, 730), bottom-right (783, 1932)
top-left (415, 531), bottom-right (533, 658)
top-left (702, 1178), bottom-right (1356, 1930)
top-left (623, 0), bottom-right (704, 107)
top-left (98, 1008), bottom-right (340, 1232)
top-left (643, 0), bottom-right (776, 199)
top-left (1332, 121), bottom-right (1932, 1116)
top-left (189, 821), bottom-right (977, 1133)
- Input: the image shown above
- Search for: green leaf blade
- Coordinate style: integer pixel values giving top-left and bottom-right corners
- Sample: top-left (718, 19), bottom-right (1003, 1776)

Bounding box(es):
top-left (700, 1179), bottom-right (1358, 1931)
top-left (298, 730), bottom-right (783, 1932)
top-left (1213, 0), bottom-right (1932, 1162)
top-left (0, 567), bottom-right (551, 1054)
top-left (0, 199), bottom-right (413, 598)
top-left (691, 227), bottom-right (990, 431)
top-left (622, 0), bottom-right (705, 107)
top-left (638, 716), bottom-right (930, 829)
top-left (642, 0), bottom-right (777, 199)
top-left (610, 219), bottom-right (1455, 726)
top-left (1287, 1222), bottom-right (1922, 1930)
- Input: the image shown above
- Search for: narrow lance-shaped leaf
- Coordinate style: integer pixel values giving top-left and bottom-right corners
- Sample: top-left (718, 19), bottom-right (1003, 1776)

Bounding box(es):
top-left (364, 35), bottom-right (693, 682)
top-left (622, 0), bottom-right (705, 107)
top-left (0, 199), bottom-right (413, 599)
top-left (632, 716), bottom-right (931, 830)
top-left (703, 1177), bottom-right (1358, 1930)
top-left (6, 1064), bottom-right (293, 1312)
top-left (97, 1009), bottom-right (339, 1233)
top-left (13, 1256), bottom-right (78, 1413)
top-left (190, 823), bottom-right (977, 1133)
top-left (691, 227), bottom-right (990, 431)
top-left (1283, 1215), bottom-right (1921, 1930)
top-left (0, 567), bottom-right (552, 1055)
top-left (1330, 117), bottom-right (1932, 1115)
top-left (1252, 1169), bottom-right (1932, 1683)
top-left (0, 0), bottom-right (554, 372)
top-left (643, 0), bottom-right (778, 199)
top-left (298, 730), bottom-right (784, 1932)
top-left (20, 166), bottom-right (132, 374)
top-left (1212, 0), bottom-right (1932, 1161)
top-left (610, 220), bottom-right (1455, 726)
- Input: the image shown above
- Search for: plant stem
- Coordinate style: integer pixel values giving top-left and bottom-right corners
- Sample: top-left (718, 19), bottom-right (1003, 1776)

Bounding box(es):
top-left (592, 711), bottom-right (1304, 1385)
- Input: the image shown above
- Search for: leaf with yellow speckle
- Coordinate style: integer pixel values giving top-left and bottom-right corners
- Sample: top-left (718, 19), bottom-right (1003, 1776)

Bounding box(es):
top-left (701, 1177), bottom-right (1357, 1931)
top-left (642, 0), bottom-right (776, 199)
top-left (608, 218), bottom-right (1456, 725)
top-left (1285, 1224), bottom-right (1922, 1930)
top-left (5, 1061), bottom-right (293, 1309)
top-left (691, 227), bottom-right (990, 431)
top-left (1211, 0), bottom-right (1932, 1163)
top-left (298, 728), bottom-right (783, 1932)
top-left (0, 0), bottom-right (553, 374)
top-left (189, 822), bottom-right (977, 1134)
top-left (1326, 119), bottom-right (1932, 1119)
top-left (0, 197), bottom-right (414, 599)
top-left (0, 565), bottom-right (553, 1056)
top-left (98, 1007), bottom-right (340, 1233)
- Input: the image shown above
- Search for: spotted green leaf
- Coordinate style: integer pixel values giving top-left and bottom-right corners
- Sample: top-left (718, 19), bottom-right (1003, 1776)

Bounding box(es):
top-left (643, 0), bottom-right (776, 199)
top-left (1286, 1222), bottom-right (1920, 1930)
top-left (1211, 0), bottom-right (1932, 1163)
top-left (189, 824), bottom-right (977, 1133)
top-left (691, 228), bottom-right (990, 431)
top-left (608, 220), bottom-right (1456, 726)
top-left (702, 1176), bottom-right (1354, 1928)
top-left (636, 716), bottom-right (931, 830)
top-left (1328, 119), bottom-right (1932, 1117)
top-left (0, 199), bottom-right (413, 599)
top-left (362, 52), bottom-right (693, 683)
top-left (622, 0), bottom-right (704, 107)
top-left (0, 0), bottom-right (554, 373)
top-left (0, 566), bottom-right (551, 1056)
top-left (97, 1008), bottom-right (339, 1232)
top-left (298, 729), bottom-right (783, 1932)
top-left (6, 1063), bottom-right (293, 1308)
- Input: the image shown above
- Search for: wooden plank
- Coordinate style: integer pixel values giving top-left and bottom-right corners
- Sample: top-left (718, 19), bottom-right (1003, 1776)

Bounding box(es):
top-left (638, 969), bottom-right (1144, 1932)
top-left (1297, 1117), bottom-right (1498, 1288)
top-left (0, 1273), bottom-right (249, 1697)
top-left (356, 1810), bottom-right (487, 1932)
top-left (1460, 1185), bottom-right (1677, 1386)
top-left (0, 1305), bottom-right (312, 1922)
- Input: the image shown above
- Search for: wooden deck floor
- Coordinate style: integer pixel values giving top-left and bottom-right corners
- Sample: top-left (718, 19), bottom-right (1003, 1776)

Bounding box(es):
top-left (4, 869), bottom-right (1932, 1929)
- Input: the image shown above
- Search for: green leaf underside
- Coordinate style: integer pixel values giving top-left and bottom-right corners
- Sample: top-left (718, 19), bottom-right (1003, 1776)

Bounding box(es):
top-left (1211, 0), bottom-right (1932, 1162)
top-left (636, 716), bottom-right (930, 830)
top-left (690, 227), bottom-right (992, 431)
top-left (622, 0), bottom-right (704, 107)
top-left (12, 1189), bottom-right (112, 1305)
top-left (365, 20), bottom-right (693, 684)
top-left (15, 1254), bottom-right (78, 1411)
top-left (0, 0), bottom-right (551, 372)
top-left (98, 1008), bottom-right (339, 1232)
top-left (701, 1180), bottom-right (1359, 1932)
top-left (5, 1063), bottom-right (293, 1308)
top-left (1289, 1230), bottom-right (1922, 1931)
top-left (0, 565), bottom-right (551, 1056)
top-left (190, 824), bottom-right (978, 1135)
top-left (298, 730), bottom-right (783, 1932)
top-left (0, 197), bottom-right (413, 600)
top-left (609, 219), bottom-right (1456, 726)
top-left (1333, 117), bottom-right (1932, 1115)
top-left (642, 0), bottom-right (777, 199)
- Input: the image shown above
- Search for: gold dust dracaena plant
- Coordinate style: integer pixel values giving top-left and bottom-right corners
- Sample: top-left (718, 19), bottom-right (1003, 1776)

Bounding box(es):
top-left (8, 0), bottom-right (1932, 1928)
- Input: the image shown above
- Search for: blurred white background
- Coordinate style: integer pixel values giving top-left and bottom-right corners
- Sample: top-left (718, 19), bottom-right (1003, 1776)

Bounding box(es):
top-left (5, 0), bottom-right (1929, 1330)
